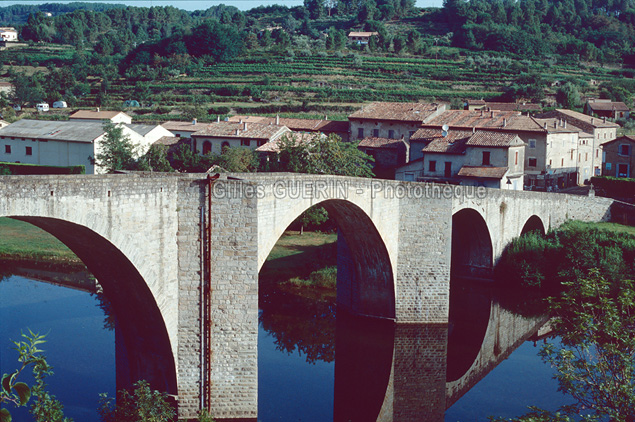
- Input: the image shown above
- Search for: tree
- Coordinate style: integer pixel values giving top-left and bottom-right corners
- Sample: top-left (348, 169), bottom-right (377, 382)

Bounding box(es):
top-left (555, 82), bottom-right (580, 109)
top-left (493, 269), bottom-right (635, 421)
top-left (98, 380), bottom-right (175, 422)
top-left (137, 144), bottom-right (174, 173)
top-left (1, 331), bottom-right (72, 422)
top-left (94, 123), bottom-right (137, 173)
top-left (218, 147), bottom-right (258, 172)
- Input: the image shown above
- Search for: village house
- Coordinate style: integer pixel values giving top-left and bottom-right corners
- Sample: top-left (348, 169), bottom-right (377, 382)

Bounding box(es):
top-left (229, 115), bottom-right (349, 141)
top-left (190, 121), bottom-right (290, 155)
top-left (536, 109), bottom-right (619, 179)
top-left (395, 129), bottom-right (525, 190)
top-left (584, 99), bottom-right (630, 119)
top-left (602, 135), bottom-right (635, 179)
top-left (161, 119), bottom-right (214, 139)
top-left (69, 109), bottom-right (133, 124)
top-left (412, 109), bottom-right (591, 189)
top-left (357, 137), bottom-right (409, 179)
top-left (0, 119), bottom-right (169, 174)
top-left (348, 102), bottom-right (446, 143)
top-left (347, 31), bottom-right (378, 44)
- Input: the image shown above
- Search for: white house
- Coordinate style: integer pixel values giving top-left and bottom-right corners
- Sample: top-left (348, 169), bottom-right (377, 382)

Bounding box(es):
top-left (395, 129), bottom-right (525, 190)
top-left (0, 119), bottom-right (172, 174)
top-left (0, 27), bottom-right (18, 42)
top-left (69, 109), bottom-right (133, 124)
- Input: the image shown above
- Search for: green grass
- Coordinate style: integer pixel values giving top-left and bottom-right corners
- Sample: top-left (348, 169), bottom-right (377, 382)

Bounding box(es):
top-left (0, 217), bottom-right (80, 264)
top-left (261, 230), bottom-right (337, 287)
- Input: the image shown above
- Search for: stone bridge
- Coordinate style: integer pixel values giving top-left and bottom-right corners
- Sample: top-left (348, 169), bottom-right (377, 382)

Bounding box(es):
top-left (0, 173), bottom-right (614, 419)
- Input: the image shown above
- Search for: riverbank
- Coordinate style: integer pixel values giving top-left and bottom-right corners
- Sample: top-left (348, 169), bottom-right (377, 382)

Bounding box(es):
top-left (261, 230), bottom-right (337, 294)
top-left (0, 217), bottom-right (83, 266)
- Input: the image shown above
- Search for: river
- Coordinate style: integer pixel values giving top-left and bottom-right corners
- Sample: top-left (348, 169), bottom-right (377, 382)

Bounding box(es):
top-left (0, 265), bottom-right (568, 422)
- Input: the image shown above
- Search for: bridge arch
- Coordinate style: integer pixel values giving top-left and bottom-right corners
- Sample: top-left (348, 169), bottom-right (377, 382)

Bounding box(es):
top-left (451, 208), bottom-right (493, 279)
top-left (259, 199), bottom-right (395, 320)
top-left (5, 216), bottom-right (177, 394)
top-left (521, 215), bottom-right (546, 236)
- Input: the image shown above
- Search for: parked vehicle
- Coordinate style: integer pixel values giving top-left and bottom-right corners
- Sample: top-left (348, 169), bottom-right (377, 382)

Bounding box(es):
top-left (36, 103), bottom-right (49, 112)
top-left (52, 101), bottom-right (67, 108)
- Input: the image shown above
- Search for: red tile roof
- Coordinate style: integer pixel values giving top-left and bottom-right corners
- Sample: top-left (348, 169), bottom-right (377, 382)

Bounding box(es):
top-left (465, 131), bottom-right (521, 147)
top-left (349, 102), bottom-right (443, 123)
top-left (424, 110), bottom-right (544, 132)
top-left (537, 109), bottom-right (620, 128)
top-left (358, 137), bottom-right (406, 149)
top-left (586, 101), bottom-right (629, 112)
top-left (458, 166), bottom-right (508, 179)
top-left (192, 121), bottom-right (289, 140)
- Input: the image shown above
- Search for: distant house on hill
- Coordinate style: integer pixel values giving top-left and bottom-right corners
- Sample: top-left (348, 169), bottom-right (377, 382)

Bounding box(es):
top-left (69, 109), bottom-right (132, 124)
top-left (0, 27), bottom-right (18, 42)
top-left (347, 31), bottom-right (378, 44)
top-left (584, 99), bottom-right (630, 119)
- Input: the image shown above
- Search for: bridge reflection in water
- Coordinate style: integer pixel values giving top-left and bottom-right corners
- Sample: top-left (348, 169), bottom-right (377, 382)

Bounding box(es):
top-left (260, 279), bottom-right (548, 422)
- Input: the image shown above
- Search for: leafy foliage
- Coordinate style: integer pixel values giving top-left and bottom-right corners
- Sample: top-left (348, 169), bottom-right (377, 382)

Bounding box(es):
top-left (0, 331), bottom-right (72, 422)
top-left (98, 380), bottom-right (175, 422)
top-left (93, 123), bottom-right (137, 173)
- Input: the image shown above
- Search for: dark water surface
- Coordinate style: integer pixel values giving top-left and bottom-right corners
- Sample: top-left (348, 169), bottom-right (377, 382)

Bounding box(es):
top-left (2, 271), bottom-right (566, 422)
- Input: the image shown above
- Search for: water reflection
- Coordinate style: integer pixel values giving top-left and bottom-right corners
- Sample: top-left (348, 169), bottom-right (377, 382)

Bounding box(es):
top-left (259, 277), bottom-right (551, 421)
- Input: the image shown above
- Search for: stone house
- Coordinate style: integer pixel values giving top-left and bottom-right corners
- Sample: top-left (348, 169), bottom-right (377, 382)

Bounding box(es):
top-left (602, 135), bottom-right (635, 178)
top-left (536, 109), bottom-right (619, 179)
top-left (584, 99), bottom-right (630, 119)
top-left (357, 136), bottom-right (409, 179)
top-left (395, 129), bottom-right (525, 190)
top-left (348, 102), bottom-right (446, 143)
top-left (229, 115), bottom-right (350, 141)
top-left (415, 109), bottom-right (591, 190)
top-left (0, 27), bottom-right (18, 42)
top-left (191, 121), bottom-right (290, 155)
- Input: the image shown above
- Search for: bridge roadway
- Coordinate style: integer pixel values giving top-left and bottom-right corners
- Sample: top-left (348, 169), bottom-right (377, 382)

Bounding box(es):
top-left (0, 173), bottom-right (614, 419)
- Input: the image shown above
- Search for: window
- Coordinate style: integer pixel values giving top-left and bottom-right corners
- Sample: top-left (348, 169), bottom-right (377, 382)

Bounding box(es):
top-left (561, 158), bottom-right (564, 166)
top-left (482, 151), bottom-right (490, 165)
top-left (528, 139), bottom-right (536, 148)
top-left (444, 162), bottom-right (452, 177)
top-left (25, 146), bottom-right (32, 156)
top-left (202, 141), bottom-right (212, 155)
top-left (388, 130), bottom-right (395, 139)
top-left (596, 149), bottom-right (599, 158)
top-left (241, 139), bottom-right (250, 147)
top-left (618, 163), bottom-right (629, 178)
top-left (515, 151), bottom-right (518, 165)
top-left (357, 128), bottom-right (364, 138)
top-left (4, 145), bottom-right (10, 154)
top-left (528, 158), bottom-right (537, 167)
top-left (570, 150), bottom-right (573, 160)
top-left (429, 160), bottom-right (436, 172)
top-left (619, 144), bottom-right (631, 156)
top-left (221, 141), bottom-right (230, 151)
top-left (404, 172), bottom-right (415, 181)
top-left (606, 163), bottom-right (612, 170)
top-left (373, 129), bottom-right (379, 137)
top-left (585, 153), bottom-right (588, 161)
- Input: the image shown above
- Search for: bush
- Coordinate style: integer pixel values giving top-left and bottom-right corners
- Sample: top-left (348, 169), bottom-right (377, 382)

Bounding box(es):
top-left (98, 380), bottom-right (175, 422)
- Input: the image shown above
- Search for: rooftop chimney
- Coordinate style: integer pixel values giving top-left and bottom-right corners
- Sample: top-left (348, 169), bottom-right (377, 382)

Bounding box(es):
top-left (243, 122), bottom-right (247, 131)
top-left (235, 129), bottom-right (240, 136)
top-left (276, 114), bottom-right (279, 125)
top-left (491, 111), bottom-right (494, 118)
top-left (325, 115), bottom-right (328, 121)
top-left (554, 121), bottom-right (557, 128)
top-left (193, 118), bottom-right (197, 125)
top-left (480, 110), bottom-right (484, 117)
top-left (544, 122), bottom-right (547, 130)
top-left (564, 120), bottom-right (567, 128)
top-left (603, 117), bottom-right (606, 123)
top-left (217, 116), bottom-right (220, 123)
top-left (503, 118), bottom-right (507, 127)
top-left (96, 107), bottom-right (100, 112)
top-left (472, 126), bottom-right (476, 133)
